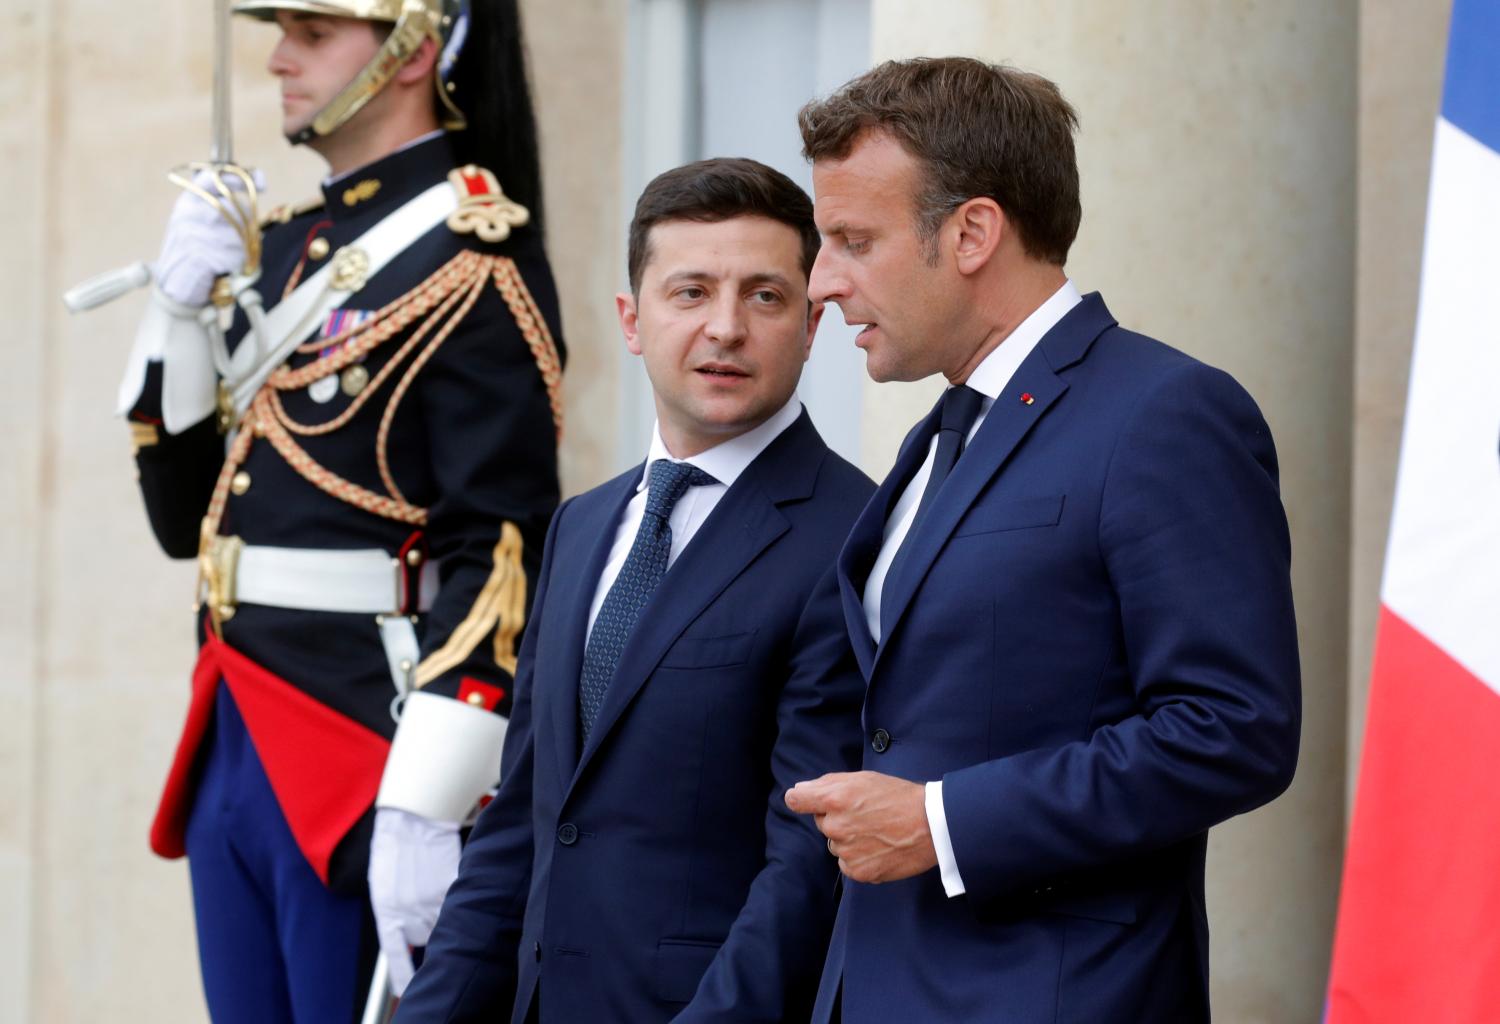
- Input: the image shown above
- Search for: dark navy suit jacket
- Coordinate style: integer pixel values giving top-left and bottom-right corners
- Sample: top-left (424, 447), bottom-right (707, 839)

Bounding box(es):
top-left (397, 411), bottom-right (874, 1023)
top-left (815, 294), bottom-right (1301, 1023)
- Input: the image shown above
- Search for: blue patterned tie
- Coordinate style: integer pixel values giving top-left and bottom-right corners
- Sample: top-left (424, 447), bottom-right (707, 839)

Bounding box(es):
top-left (578, 459), bottom-right (718, 742)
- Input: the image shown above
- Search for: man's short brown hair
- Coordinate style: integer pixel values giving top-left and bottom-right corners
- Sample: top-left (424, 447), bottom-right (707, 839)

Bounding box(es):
top-left (627, 157), bottom-right (820, 293)
top-left (798, 57), bottom-right (1081, 266)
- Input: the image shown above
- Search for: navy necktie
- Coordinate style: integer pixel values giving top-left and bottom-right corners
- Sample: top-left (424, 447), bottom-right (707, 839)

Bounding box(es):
top-left (911, 385), bottom-right (985, 528)
top-left (578, 459), bottom-right (718, 743)
top-left (880, 385), bottom-right (985, 639)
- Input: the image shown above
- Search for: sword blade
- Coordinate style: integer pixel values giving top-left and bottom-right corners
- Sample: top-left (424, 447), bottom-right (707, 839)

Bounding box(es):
top-left (359, 952), bottom-right (395, 1024)
top-left (210, 0), bottom-right (233, 163)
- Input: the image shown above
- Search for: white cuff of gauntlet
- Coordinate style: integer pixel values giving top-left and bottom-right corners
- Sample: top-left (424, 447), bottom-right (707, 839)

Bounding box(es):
top-left (116, 288), bottom-right (218, 434)
top-left (376, 691), bottom-right (508, 824)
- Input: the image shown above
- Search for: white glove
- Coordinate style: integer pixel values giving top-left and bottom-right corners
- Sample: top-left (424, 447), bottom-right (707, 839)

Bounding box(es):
top-left (368, 807), bottom-right (462, 996)
top-left (152, 169), bottom-right (263, 307)
top-left (369, 691), bottom-right (509, 994)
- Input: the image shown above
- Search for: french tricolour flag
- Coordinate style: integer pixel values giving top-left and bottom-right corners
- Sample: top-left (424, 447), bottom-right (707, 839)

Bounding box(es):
top-left (1325, 1), bottom-right (1500, 1019)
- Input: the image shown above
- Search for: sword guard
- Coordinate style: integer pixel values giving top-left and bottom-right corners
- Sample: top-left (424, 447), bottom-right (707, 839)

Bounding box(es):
top-left (168, 161), bottom-right (265, 279)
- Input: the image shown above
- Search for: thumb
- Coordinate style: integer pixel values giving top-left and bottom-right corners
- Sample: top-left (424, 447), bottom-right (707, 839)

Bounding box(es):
top-left (376, 916), bottom-right (417, 996)
top-left (785, 777), bottom-right (831, 814)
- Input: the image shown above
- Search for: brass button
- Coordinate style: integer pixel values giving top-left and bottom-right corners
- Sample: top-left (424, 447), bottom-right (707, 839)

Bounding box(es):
top-left (466, 691), bottom-right (486, 707)
top-left (230, 471), bottom-right (252, 495)
top-left (405, 548), bottom-right (424, 567)
top-left (307, 236), bottom-right (331, 261)
top-left (341, 363), bottom-right (370, 396)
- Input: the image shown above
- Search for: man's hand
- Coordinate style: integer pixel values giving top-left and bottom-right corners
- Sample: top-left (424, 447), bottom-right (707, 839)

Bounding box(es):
top-left (785, 771), bottom-right (937, 884)
top-left (153, 169), bottom-right (262, 307)
top-left (368, 807), bottom-right (461, 996)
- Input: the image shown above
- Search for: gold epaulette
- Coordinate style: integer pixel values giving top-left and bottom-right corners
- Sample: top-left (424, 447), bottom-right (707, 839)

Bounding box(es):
top-left (259, 194), bottom-right (327, 229)
top-left (446, 165), bottom-right (530, 243)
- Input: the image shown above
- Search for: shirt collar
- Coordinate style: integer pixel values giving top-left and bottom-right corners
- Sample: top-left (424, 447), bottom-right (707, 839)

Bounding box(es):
top-left (963, 279), bottom-right (1082, 400)
top-left (638, 396), bottom-right (804, 493)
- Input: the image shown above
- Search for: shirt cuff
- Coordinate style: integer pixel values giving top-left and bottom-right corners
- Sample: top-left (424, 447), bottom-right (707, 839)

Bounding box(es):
top-left (925, 780), bottom-right (966, 897)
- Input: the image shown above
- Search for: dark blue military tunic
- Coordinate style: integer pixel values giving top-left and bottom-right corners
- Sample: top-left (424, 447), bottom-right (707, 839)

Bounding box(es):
top-left (128, 132), bottom-right (564, 893)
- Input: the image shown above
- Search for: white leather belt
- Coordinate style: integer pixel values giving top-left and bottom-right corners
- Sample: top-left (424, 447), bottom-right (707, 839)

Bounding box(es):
top-left (233, 544), bottom-right (438, 615)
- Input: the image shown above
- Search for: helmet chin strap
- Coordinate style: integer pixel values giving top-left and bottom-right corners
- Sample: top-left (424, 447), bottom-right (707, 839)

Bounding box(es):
top-left (284, 0), bottom-right (457, 146)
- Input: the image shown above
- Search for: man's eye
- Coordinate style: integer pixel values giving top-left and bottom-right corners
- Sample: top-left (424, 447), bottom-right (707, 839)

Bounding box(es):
top-left (845, 239), bottom-right (870, 255)
top-left (675, 286), bottom-right (706, 300)
top-left (750, 290), bottom-right (782, 305)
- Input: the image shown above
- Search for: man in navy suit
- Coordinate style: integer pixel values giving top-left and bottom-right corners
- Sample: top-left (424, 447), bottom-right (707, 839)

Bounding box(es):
top-left (785, 58), bottom-right (1302, 1021)
top-left (395, 157), bottom-right (874, 1023)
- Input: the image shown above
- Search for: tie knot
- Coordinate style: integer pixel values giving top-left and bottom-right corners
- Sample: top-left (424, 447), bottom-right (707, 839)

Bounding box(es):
top-left (940, 385), bottom-right (985, 435)
top-left (645, 460), bottom-right (718, 520)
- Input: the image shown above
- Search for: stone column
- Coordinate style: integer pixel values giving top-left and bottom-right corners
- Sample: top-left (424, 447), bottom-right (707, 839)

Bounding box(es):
top-left (1349, 0), bottom-right (1451, 803)
top-left (861, 4), bottom-right (1356, 1019)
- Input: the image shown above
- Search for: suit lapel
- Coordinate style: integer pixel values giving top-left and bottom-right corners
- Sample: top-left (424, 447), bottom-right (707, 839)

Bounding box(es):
top-left (568, 413), bottom-right (824, 786)
top-left (872, 294), bottom-right (1117, 664)
top-left (836, 404), bottom-right (942, 679)
top-left (543, 471), bottom-right (638, 783)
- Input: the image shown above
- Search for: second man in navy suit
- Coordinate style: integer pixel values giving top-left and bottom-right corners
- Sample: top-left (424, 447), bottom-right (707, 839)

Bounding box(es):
top-left (395, 157), bottom-right (875, 1023)
top-left (787, 57), bottom-right (1302, 1022)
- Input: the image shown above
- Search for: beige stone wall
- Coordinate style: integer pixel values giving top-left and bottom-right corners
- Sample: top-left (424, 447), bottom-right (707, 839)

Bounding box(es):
top-left (1, 3), bottom-right (48, 1020)
top-left (865, 3), bottom-right (1356, 1020)
top-left (0, 3), bottom-right (621, 1019)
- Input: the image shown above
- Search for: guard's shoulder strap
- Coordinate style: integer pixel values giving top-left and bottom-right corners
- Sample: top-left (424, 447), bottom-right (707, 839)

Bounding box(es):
top-left (259, 194), bottom-right (327, 230)
top-left (445, 165), bottom-right (531, 243)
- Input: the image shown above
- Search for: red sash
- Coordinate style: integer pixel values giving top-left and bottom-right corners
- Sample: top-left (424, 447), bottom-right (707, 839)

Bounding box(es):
top-left (150, 636), bottom-right (391, 885)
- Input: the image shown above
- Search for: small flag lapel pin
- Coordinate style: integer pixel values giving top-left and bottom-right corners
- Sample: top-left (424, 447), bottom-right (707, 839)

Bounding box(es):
top-left (1020, 392), bottom-right (1035, 405)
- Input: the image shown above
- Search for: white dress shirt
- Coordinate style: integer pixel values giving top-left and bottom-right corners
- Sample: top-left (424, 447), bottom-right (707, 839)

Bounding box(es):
top-left (860, 280), bottom-right (1081, 897)
top-left (585, 396), bottom-right (804, 641)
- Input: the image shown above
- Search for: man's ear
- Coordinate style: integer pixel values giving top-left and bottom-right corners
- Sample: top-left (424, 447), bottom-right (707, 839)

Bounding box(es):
top-left (394, 36), bottom-right (440, 85)
top-left (803, 301), bottom-right (825, 361)
top-left (617, 292), bottom-right (643, 356)
top-left (951, 197), bottom-right (1005, 276)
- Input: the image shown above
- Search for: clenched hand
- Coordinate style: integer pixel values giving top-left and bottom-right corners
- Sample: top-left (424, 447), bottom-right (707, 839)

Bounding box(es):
top-left (785, 771), bottom-right (937, 884)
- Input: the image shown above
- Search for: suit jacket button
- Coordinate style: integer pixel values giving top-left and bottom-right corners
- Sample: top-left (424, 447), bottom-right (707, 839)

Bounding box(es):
top-left (557, 822), bottom-right (579, 845)
top-left (871, 728), bottom-right (891, 753)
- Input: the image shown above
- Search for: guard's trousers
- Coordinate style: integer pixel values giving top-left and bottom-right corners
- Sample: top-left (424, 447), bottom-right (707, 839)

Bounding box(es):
top-left (185, 681), bottom-right (375, 1023)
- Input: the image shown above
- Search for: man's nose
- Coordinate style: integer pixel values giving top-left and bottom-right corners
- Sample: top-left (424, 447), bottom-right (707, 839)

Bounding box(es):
top-left (268, 37), bottom-right (294, 77)
top-left (704, 295), bottom-right (748, 346)
top-left (808, 244), bottom-right (844, 305)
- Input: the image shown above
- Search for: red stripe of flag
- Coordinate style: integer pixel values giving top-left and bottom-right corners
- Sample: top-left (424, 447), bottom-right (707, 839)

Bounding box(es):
top-left (1326, 607), bottom-right (1500, 1020)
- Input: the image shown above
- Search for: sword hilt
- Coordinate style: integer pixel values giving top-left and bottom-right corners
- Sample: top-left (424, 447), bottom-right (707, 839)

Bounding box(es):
top-left (168, 161), bottom-right (264, 278)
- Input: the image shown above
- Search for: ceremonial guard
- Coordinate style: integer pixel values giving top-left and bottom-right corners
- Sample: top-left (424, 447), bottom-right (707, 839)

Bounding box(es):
top-left (110, 1), bottom-right (563, 1019)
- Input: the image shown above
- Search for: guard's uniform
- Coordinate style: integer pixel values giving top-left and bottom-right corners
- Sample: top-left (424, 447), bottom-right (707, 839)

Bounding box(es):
top-left (125, 132), bottom-right (563, 1020)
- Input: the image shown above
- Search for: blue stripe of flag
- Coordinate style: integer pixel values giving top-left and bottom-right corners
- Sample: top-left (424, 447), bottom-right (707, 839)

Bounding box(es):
top-left (1442, 0), bottom-right (1500, 154)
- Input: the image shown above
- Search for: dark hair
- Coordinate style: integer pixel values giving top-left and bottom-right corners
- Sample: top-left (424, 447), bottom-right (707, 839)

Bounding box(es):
top-left (627, 157), bottom-right (819, 293)
top-left (447, 0), bottom-right (544, 231)
top-left (798, 56), bottom-right (1080, 265)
